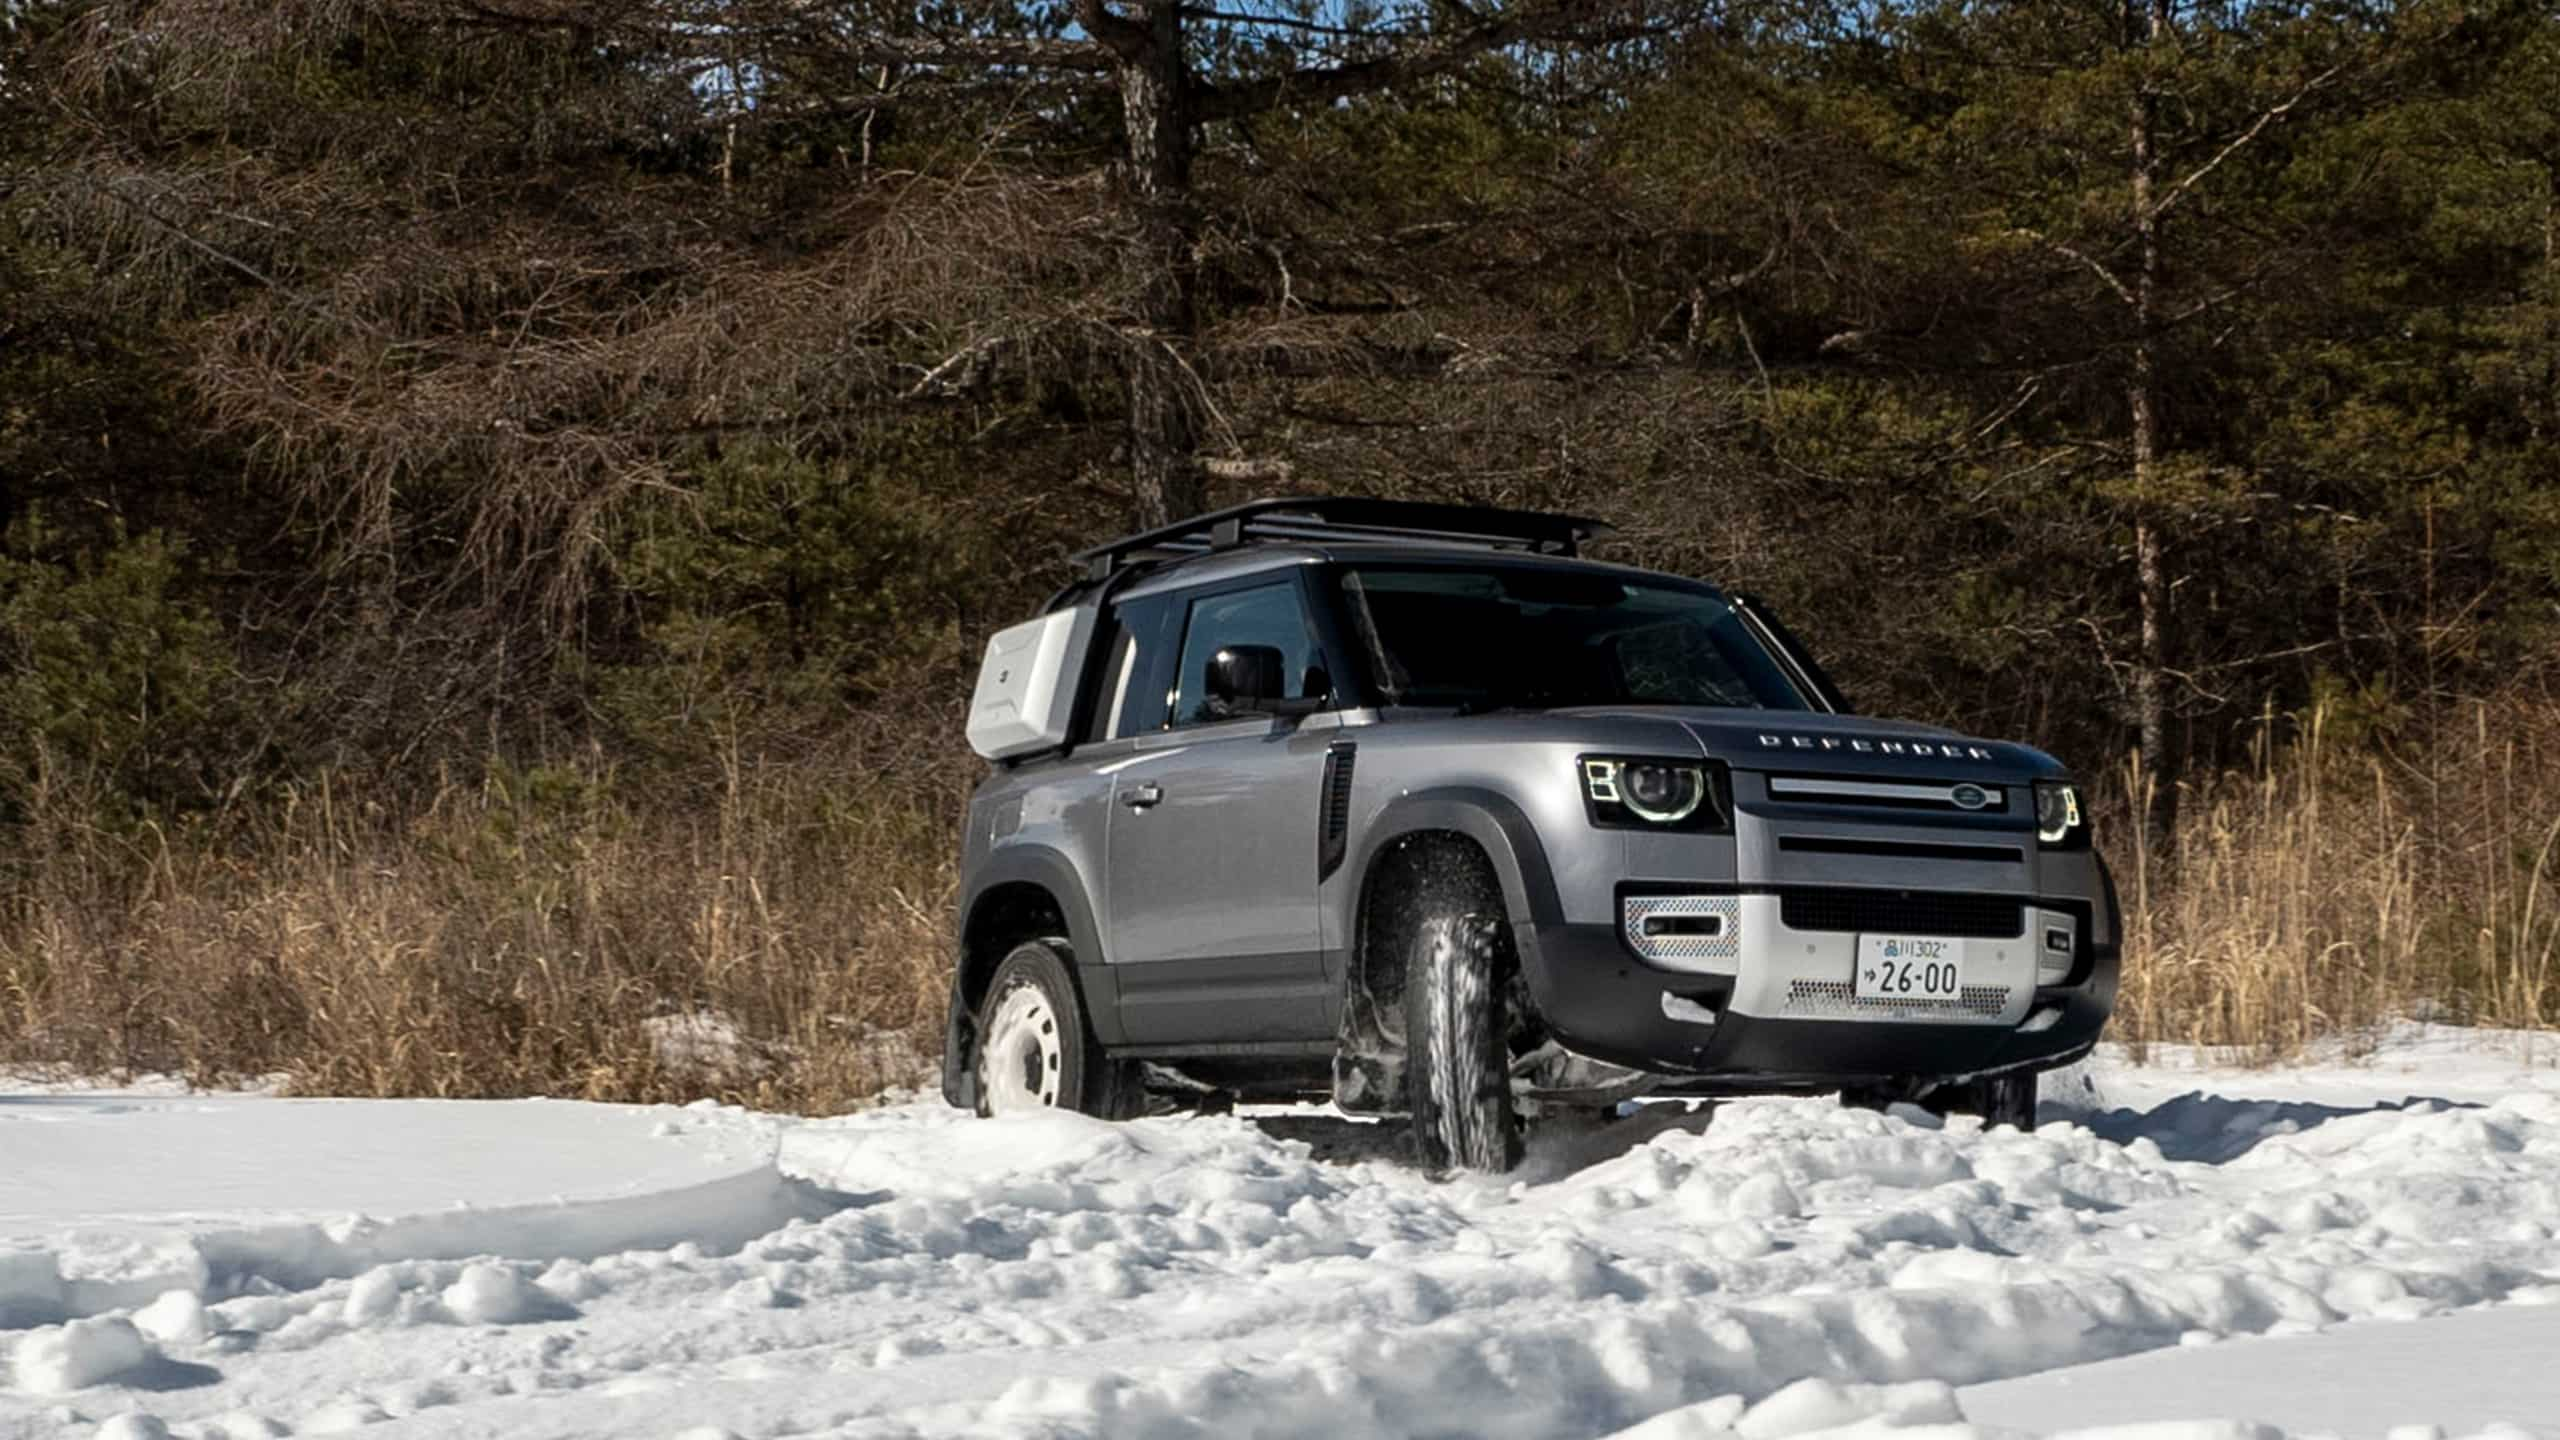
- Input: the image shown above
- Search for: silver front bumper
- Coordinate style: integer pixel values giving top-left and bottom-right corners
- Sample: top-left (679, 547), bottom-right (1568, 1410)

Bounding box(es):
top-left (1622, 892), bottom-right (2076, 1027)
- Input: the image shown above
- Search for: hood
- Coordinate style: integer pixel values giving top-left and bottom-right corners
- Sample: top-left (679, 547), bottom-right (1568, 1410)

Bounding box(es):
top-left (1551, 707), bottom-right (2068, 784)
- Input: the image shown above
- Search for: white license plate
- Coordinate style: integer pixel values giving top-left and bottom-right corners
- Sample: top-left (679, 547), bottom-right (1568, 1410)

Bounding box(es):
top-left (1855, 935), bottom-right (1966, 1002)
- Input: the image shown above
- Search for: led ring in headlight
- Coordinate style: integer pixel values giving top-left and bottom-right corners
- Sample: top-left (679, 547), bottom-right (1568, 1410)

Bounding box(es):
top-left (1582, 757), bottom-right (1712, 826)
top-left (1621, 762), bottom-right (1704, 823)
top-left (2034, 781), bottom-right (2086, 846)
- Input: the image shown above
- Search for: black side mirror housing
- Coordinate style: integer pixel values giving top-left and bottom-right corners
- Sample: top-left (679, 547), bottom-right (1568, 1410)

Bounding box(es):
top-left (1207, 645), bottom-right (1287, 711)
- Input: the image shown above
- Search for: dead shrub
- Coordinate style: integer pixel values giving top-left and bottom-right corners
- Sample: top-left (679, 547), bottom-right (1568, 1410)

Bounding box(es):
top-left (2111, 696), bottom-right (2560, 1060)
top-left (0, 734), bottom-right (961, 1111)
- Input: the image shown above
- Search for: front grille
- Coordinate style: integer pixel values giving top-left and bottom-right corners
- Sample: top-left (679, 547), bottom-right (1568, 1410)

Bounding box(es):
top-left (1786, 978), bottom-right (2010, 1020)
top-left (1778, 835), bottom-right (2023, 865)
top-left (1778, 888), bottom-right (2024, 939)
top-left (1764, 775), bottom-right (2009, 813)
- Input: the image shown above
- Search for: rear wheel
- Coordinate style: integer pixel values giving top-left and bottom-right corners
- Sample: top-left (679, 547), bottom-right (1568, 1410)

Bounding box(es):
top-left (1403, 910), bottom-right (1522, 1173)
top-left (974, 941), bottom-right (1135, 1119)
top-left (1924, 1071), bottom-right (2038, 1129)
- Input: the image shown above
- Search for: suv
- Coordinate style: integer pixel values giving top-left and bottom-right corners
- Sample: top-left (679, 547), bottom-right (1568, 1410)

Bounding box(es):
top-left (942, 498), bottom-right (2119, 1171)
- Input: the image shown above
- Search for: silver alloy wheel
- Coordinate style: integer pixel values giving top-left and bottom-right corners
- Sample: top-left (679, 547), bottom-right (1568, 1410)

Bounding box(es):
top-left (981, 982), bottom-right (1064, 1113)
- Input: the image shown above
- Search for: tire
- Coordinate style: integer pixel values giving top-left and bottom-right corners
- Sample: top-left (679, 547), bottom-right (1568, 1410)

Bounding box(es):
top-left (973, 941), bottom-right (1135, 1119)
top-left (1924, 1071), bottom-right (2037, 1129)
top-left (1403, 910), bottom-right (1522, 1174)
top-left (1839, 1084), bottom-right (1901, 1113)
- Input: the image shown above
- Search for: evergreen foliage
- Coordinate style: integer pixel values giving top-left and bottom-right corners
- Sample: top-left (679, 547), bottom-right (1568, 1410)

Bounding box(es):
top-left (1, 0), bottom-right (2554, 820)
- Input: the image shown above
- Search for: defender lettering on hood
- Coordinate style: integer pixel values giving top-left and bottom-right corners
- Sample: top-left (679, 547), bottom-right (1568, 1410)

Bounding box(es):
top-left (1757, 733), bottom-right (1997, 761)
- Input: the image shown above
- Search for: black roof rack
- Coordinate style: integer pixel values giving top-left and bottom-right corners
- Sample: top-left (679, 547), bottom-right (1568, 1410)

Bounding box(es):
top-left (1073, 496), bottom-right (1613, 581)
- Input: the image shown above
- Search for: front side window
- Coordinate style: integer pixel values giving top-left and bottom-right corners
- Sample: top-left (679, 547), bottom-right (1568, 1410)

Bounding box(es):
top-left (1338, 566), bottom-right (1810, 712)
top-left (1170, 581), bottom-right (1324, 727)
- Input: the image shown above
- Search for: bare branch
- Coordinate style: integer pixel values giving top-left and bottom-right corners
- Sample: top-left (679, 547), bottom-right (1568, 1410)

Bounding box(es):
top-left (1701, 236), bottom-right (1783, 299)
top-left (822, 30), bottom-right (1113, 72)
top-left (2009, 227), bottom-right (2137, 309)
top-left (1072, 0), bottom-right (1153, 63)
top-left (2147, 64), bottom-right (2343, 225)
top-left (72, 173), bottom-right (285, 295)
top-left (901, 333), bottom-right (1013, 400)
top-left (1178, 5), bottom-right (1407, 39)
top-left (1202, 455), bottom-right (1294, 483)
top-left (1195, 0), bottom-right (1648, 123)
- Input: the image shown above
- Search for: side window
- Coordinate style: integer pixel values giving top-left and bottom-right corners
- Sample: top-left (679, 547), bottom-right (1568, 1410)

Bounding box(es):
top-left (1170, 581), bottom-right (1323, 727)
top-left (1089, 592), bottom-right (1181, 740)
top-left (1078, 623), bottom-right (1137, 744)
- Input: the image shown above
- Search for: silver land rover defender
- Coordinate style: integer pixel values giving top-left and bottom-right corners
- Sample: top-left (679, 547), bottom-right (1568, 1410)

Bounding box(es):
top-left (943, 498), bottom-right (2119, 1171)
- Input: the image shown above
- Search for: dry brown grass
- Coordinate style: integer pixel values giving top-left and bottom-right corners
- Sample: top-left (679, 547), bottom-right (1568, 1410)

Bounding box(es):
top-left (2112, 696), bottom-right (2560, 1061)
top-left (8, 696), bottom-right (2558, 1106)
top-left (0, 740), bottom-right (961, 1111)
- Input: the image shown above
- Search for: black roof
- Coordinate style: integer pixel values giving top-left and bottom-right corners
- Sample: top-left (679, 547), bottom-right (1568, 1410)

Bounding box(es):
top-left (1072, 497), bottom-right (1613, 582)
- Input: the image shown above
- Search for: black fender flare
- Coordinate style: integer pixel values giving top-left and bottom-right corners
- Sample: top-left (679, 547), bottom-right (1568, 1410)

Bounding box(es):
top-left (2086, 848), bottom-right (2125, 1014)
top-left (943, 844), bottom-right (1120, 1110)
top-left (1347, 787), bottom-right (1566, 934)
top-left (1325, 787), bottom-right (1565, 1113)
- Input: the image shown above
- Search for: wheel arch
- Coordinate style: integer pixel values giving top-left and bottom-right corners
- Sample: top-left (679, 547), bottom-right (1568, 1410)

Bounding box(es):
top-left (942, 845), bottom-right (1117, 1110)
top-left (1346, 789), bottom-right (1562, 936)
top-left (1330, 789), bottom-right (1559, 1112)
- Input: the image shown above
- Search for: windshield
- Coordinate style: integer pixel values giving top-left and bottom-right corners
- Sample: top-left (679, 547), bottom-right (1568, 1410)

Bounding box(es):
top-left (1338, 566), bottom-right (1812, 712)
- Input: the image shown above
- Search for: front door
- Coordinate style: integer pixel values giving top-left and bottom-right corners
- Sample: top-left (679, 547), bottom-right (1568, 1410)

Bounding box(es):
top-left (1104, 576), bottom-right (1335, 1046)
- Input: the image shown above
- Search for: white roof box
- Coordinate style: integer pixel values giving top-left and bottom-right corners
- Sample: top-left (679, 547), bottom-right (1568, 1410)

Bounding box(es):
top-left (966, 605), bottom-right (1097, 761)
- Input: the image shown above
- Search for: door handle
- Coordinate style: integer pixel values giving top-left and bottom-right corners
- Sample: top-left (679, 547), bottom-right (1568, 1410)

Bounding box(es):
top-left (1121, 783), bottom-right (1164, 811)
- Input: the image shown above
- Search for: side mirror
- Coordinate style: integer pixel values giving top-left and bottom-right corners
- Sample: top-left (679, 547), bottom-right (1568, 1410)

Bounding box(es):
top-left (1206, 645), bottom-right (1286, 713)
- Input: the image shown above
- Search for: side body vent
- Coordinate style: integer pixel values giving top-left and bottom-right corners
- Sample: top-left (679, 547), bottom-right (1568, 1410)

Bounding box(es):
top-left (1318, 742), bottom-right (1357, 881)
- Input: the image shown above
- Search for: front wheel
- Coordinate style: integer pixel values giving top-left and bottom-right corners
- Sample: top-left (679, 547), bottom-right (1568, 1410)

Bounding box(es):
top-left (1924, 1071), bottom-right (2037, 1129)
top-left (1403, 912), bottom-right (1522, 1174)
top-left (974, 941), bottom-right (1133, 1118)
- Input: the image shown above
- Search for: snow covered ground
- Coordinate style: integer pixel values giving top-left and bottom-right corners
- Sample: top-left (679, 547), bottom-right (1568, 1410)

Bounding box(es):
top-left (0, 1093), bottom-right (822, 1325)
top-left (5, 1025), bottom-right (2558, 1440)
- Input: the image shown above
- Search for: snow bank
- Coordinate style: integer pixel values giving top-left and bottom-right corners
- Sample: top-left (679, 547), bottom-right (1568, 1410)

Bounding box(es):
top-left (1964, 1299), bottom-right (2560, 1436)
top-left (5, 1031), bottom-right (2558, 1437)
top-left (757, 1075), bottom-right (2560, 1438)
top-left (9, 1316), bottom-right (151, 1393)
top-left (0, 1094), bottom-right (831, 1323)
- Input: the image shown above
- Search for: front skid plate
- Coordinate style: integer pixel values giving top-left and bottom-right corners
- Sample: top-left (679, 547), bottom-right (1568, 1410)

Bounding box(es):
top-left (1616, 1038), bottom-right (2095, 1096)
top-left (1510, 1040), bottom-right (1655, 1104)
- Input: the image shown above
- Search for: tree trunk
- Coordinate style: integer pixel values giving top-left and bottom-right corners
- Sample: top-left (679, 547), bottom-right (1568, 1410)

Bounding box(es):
top-left (2128, 0), bottom-right (2179, 855)
top-left (2541, 162), bottom-right (2557, 444)
top-left (1115, 2), bottom-right (1205, 531)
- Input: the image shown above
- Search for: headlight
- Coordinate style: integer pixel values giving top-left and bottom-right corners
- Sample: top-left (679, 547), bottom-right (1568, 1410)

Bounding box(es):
top-left (2035, 781), bottom-right (2087, 847)
top-left (1581, 756), bottom-right (1728, 831)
